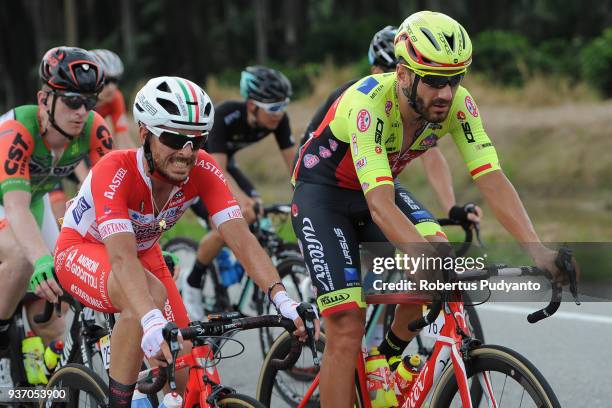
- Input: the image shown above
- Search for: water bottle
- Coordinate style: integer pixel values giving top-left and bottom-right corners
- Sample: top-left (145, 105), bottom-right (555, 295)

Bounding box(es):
top-left (43, 340), bottom-right (64, 371)
top-left (365, 347), bottom-right (398, 408)
top-left (217, 248), bottom-right (237, 287)
top-left (130, 389), bottom-right (154, 408)
top-left (391, 354), bottom-right (423, 405)
top-left (22, 335), bottom-right (47, 385)
top-left (158, 391), bottom-right (183, 408)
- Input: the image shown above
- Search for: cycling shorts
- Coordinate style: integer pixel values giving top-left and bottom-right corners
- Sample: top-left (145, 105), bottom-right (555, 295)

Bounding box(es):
top-left (291, 181), bottom-right (445, 316)
top-left (54, 228), bottom-right (189, 327)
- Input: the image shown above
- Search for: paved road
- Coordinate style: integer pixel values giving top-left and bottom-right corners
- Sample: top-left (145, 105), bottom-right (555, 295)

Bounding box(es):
top-left (217, 301), bottom-right (612, 407)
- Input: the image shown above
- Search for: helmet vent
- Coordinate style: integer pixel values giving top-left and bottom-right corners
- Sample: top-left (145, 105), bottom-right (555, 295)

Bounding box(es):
top-left (157, 81), bottom-right (171, 93)
top-left (460, 28), bottom-right (466, 50)
top-left (157, 98), bottom-right (180, 115)
top-left (135, 103), bottom-right (144, 113)
top-left (204, 102), bottom-right (212, 116)
top-left (445, 33), bottom-right (455, 51)
top-left (420, 27), bottom-right (440, 51)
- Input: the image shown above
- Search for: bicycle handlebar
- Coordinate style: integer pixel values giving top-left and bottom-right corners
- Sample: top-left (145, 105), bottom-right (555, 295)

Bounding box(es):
top-left (33, 294), bottom-right (77, 323)
top-left (138, 302), bottom-right (318, 395)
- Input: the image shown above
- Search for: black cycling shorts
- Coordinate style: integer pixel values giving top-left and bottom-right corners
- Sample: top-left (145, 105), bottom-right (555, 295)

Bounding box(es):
top-left (291, 181), bottom-right (445, 316)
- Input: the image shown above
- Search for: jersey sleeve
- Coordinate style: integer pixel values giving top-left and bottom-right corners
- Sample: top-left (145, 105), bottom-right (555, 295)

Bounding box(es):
top-left (449, 88), bottom-right (500, 179)
top-left (274, 114), bottom-right (295, 150)
top-left (192, 151), bottom-right (242, 228)
top-left (0, 119), bottom-right (35, 196)
top-left (89, 153), bottom-right (134, 239)
top-left (332, 90), bottom-right (394, 194)
top-left (109, 90), bottom-right (129, 133)
top-left (88, 112), bottom-right (115, 166)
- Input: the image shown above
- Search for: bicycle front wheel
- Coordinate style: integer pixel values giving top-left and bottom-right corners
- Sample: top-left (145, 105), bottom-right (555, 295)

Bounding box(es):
top-left (40, 363), bottom-right (108, 408)
top-left (216, 393), bottom-right (266, 407)
top-left (430, 344), bottom-right (560, 408)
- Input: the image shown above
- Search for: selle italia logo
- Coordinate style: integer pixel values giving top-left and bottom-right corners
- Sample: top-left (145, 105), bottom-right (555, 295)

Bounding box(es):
top-left (320, 292), bottom-right (350, 306)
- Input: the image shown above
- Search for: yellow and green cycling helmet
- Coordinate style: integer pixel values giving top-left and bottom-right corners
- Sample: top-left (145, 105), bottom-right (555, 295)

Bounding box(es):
top-left (394, 11), bottom-right (472, 76)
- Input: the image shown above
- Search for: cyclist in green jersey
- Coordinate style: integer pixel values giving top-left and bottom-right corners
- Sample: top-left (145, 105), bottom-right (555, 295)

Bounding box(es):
top-left (0, 47), bottom-right (112, 352)
top-left (292, 11), bottom-right (578, 407)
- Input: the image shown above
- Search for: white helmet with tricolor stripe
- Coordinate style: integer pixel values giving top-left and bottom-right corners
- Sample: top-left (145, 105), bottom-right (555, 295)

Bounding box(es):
top-left (133, 76), bottom-right (214, 133)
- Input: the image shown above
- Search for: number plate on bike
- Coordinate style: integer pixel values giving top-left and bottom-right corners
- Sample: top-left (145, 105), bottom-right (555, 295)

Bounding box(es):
top-left (421, 306), bottom-right (445, 340)
top-left (98, 335), bottom-right (111, 369)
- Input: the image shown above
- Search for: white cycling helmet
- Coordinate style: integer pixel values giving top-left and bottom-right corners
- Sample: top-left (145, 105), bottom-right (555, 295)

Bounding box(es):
top-left (133, 76), bottom-right (214, 134)
top-left (90, 49), bottom-right (124, 79)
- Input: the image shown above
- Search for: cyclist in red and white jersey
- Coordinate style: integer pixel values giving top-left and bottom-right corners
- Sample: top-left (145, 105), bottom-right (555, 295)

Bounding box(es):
top-left (44, 77), bottom-right (315, 407)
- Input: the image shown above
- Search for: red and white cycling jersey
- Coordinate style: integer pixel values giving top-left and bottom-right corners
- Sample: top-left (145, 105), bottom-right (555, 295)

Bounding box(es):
top-left (62, 148), bottom-right (242, 251)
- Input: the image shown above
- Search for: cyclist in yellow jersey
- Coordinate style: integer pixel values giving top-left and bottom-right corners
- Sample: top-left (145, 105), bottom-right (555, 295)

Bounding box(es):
top-left (291, 11), bottom-right (577, 407)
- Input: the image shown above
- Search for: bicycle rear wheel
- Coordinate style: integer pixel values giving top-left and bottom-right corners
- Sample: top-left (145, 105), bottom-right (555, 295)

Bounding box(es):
top-left (430, 344), bottom-right (561, 408)
top-left (40, 363), bottom-right (108, 408)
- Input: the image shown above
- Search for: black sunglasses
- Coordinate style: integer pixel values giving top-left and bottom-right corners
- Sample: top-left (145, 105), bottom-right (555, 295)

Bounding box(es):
top-left (57, 93), bottom-right (98, 111)
top-left (418, 72), bottom-right (464, 89)
top-left (159, 132), bottom-right (207, 151)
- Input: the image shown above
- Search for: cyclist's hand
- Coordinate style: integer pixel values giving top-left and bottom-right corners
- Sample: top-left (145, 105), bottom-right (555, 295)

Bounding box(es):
top-left (532, 247), bottom-right (569, 285)
top-left (29, 255), bottom-right (63, 303)
top-left (162, 251), bottom-right (180, 282)
top-left (254, 196), bottom-right (264, 217)
top-left (141, 309), bottom-right (169, 359)
top-left (273, 291), bottom-right (320, 341)
top-left (449, 203), bottom-right (483, 225)
top-left (238, 195), bottom-right (257, 224)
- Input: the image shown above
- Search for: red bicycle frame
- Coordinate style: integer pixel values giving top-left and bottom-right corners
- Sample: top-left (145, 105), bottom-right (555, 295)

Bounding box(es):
top-left (138, 342), bottom-right (222, 408)
top-left (296, 299), bottom-right (496, 408)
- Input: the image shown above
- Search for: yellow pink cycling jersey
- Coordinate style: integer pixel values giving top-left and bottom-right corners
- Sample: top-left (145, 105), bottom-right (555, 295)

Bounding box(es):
top-left (62, 148), bottom-right (242, 252)
top-left (292, 72), bottom-right (500, 193)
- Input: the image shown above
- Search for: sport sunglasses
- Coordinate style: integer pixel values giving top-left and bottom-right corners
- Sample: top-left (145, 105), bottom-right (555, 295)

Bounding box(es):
top-left (56, 92), bottom-right (98, 111)
top-left (252, 98), bottom-right (290, 114)
top-left (403, 65), bottom-right (465, 89)
top-left (145, 125), bottom-right (208, 151)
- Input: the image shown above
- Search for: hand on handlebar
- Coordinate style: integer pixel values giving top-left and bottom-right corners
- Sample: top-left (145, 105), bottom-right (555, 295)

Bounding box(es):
top-left (532, 246), bottom-right (581, 288)
top-left (272, 291), bottom-right (320, 342)
top-left (449, 202), bottom-right (483, 226)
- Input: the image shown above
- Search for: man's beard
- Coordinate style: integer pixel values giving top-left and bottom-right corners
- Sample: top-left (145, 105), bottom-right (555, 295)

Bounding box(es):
top-left (413, 94), bottom-right (450, 123)
top-left (153, 153), bottom-right (195, 182)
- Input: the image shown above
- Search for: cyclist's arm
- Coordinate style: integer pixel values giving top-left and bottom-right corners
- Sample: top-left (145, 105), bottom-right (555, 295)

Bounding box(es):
top-left (365, 185), bottom-right (432, 252)
top-left (0, 120), bottom-right (48, 263)
top-left (88, 112), bottom-right (114, 166)
top-left (474, 171), bottom-right (545, 256)
top-left (91, 154), bottom-right (156, 317)
top-left (274, 115), bottom-right (296, 175)
top-left (280, 146), bottom-right (296, 175)
top-left (3, 190), bottom-right (50, 263)
top-left (420, 147), bottom-right (455, 213)
top-left (104, 232), bottom-right (158, 317)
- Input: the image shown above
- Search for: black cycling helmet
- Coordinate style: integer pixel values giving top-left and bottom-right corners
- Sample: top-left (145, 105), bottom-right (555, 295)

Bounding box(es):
top-left (240, 66), bottom-right (292, 103)
top-left (40, 46), bottom-right (105, 94)
top-left (368, 26), bottom-right (399, 70)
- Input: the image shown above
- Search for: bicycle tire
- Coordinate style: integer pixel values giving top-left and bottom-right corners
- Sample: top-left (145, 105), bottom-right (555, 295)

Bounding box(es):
top-left (257, 255), bottom-right (309, 358)
top-left (40, 363), bottom-right (108, 408)
top-left (257, 331), bottom-right (324, 408)
top-left (216, 393), bottom-right (266, 407)
top-left (430, 344), bottom-right (561, 408)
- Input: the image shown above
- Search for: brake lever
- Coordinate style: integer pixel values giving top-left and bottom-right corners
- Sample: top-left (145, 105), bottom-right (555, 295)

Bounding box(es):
top-left (163, 323), bottom-right (181, 391)
top-left (556, 247), bottom-right (580, 305)
top-left (297, 303), bottom-right (320, 368)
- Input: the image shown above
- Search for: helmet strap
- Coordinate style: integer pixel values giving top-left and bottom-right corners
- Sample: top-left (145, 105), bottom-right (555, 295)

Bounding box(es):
top-left (143, 133), bottom-right (156, 174)
top-left (46, 93), bottom-right (75, 141)
top-left (408, 75), bottom-right (420, 112)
